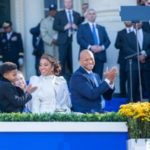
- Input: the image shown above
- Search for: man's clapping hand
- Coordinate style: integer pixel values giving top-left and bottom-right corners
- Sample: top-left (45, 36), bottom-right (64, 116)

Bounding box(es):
top-left (104, 67), bottom-right (118, 84)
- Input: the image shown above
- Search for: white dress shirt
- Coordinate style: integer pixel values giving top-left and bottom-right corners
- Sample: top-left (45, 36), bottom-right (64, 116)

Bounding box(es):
top-left (137, 28), bottom-right (143, 50)
top-left (65, 9), bottom-right (74, 23)
top-left (7, 31), bottom-right (13, 40)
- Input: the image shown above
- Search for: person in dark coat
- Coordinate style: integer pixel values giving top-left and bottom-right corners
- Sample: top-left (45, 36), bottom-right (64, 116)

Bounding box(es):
top-left (77, 8), bottom-right (110, 79)
top-left (0, 21), bottom-right (24, 69)
top-left (122, 22), bottom-right (150, 102)
top-left (0, 62), bottom-right (36, 113)
top-left (30, 22), bottom-right (44, 75)
top-left (53, 0), bottom-right (83, 80)
top-left (69, 50), bottom-right (117, 113)
top-left (115, 21), bottom-right (134, 97)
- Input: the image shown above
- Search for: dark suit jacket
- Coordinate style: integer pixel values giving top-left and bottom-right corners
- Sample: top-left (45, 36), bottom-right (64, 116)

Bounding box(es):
top-left (53, 10), bottom-right (82, 45)
top-left (115, 29), bottom-right (127, 64)
top-left (69, 67), bottom-right (114, 113)
top-left (30, 23), bottom-right (44, 56)
top-left (142, 22), bottom-right (150, 33)
top-left (122, 30), bottom-right (150, 71)
top-left (77, 23), bottom-right (110, 62)
top-left (0, 32), bottom-right (24, 63)
top-left (0, 77), bottom-right (32, 113)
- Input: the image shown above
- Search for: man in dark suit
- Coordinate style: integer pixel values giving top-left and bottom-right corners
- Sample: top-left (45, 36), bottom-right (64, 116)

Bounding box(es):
top-left (115, 21), bottom-right (134, 97)
top-left (69, 50), bottom-right (117, 113)
top-left (53, 0), bottom-right (83, 79)
top-left (77, 8), bottom-right (110, 79)
top-left (0, 21), bottom-right (24, 69)
top-left (123, 22), bottom-right (150, 102)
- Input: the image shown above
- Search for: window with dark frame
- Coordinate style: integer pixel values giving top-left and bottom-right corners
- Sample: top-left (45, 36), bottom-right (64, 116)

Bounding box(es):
top-left (0, 0), bottom-right (10, 27)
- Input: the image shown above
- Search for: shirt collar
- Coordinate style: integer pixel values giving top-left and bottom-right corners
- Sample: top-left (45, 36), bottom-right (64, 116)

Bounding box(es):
top-left (88, 22), bottom-right (96, 27)
top-left (65, 9), bottom-right (73, 14)
top-left (81, 66), bottom-right (93, 74)
top-left (6, 31), bottom-right (13, 35)
top-left (126, 26), bottom-right (134, 33)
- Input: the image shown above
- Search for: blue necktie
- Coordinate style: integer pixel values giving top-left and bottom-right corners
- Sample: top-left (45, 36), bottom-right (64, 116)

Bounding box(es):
top-left (68, 11), bottom-right (73, 24)
top-left (89, 72), bottom-right (99, 87)
top-left (68, 11), bottom-right (73, 36)
top-left (92, 24), bottom-right (99, 45)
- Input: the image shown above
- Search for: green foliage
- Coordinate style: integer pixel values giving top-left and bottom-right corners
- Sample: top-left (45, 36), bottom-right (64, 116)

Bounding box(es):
top-left (127, 118), bottom-right (150, 139)
top-left (0, 112), bottom-right (127, 122)
top-left (1, 112), bottom-right (149, 139)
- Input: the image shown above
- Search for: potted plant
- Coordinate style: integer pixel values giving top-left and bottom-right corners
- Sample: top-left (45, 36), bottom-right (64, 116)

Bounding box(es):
top-left (119, 102), bottom-right (150, 150)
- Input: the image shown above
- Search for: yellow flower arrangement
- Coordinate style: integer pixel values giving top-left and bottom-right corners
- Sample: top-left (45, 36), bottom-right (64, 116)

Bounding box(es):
top-left (119, 102), bottom-right (150, 139)
top-left (119, 102), bottom-right (150, 122)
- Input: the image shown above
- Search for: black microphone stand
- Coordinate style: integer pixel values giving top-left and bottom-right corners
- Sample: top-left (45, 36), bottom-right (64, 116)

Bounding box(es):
top-left (125, 54), bottom-right (137, 102)
top-left (134, 23), bottom-right (143, 101)
top-left (125, 23), bottom-right (143, 102)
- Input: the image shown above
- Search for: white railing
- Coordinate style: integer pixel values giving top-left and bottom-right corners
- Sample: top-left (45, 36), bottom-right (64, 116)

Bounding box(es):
top-left (0, 122), bottom-right (127, 132)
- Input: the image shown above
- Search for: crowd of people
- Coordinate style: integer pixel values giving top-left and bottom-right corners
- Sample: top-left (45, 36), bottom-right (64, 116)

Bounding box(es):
top-left (0, 0), bottom-right (150, 114)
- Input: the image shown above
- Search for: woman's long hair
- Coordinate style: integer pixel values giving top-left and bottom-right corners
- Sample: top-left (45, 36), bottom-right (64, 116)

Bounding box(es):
top-left (40, 54), bottom-right (61, 76)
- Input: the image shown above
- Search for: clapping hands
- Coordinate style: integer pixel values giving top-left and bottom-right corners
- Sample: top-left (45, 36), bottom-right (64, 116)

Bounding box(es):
top-left (104, 67), bottom-right (118, 84)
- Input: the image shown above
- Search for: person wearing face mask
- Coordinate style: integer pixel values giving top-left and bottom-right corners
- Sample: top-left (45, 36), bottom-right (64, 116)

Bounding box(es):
top-left (29, 54), bottom-right (71, 114)
top-left (0, 62), bottom-right (36, 113)
top-left (69, 50), bottom-right (117, 113)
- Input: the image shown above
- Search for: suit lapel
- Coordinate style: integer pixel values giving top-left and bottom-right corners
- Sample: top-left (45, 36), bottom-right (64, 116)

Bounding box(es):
top-left (143, 31), bottom-right (146, 50)
top-left (73, 11), bottom-right (76, 23)
top-left (79, 67), bottom-right (97, 87)
top-left (86, 23), bottom-right (94, 44)
top-left (96, 25), bottom-right (103, 44)
top-left (127, 32), bottom-right (138, 50)
top-left (63, 10), bottom-right (69, 24)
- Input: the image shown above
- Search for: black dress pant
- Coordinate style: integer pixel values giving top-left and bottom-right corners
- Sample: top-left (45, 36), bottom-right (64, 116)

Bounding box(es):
top-left (58, 38), bottom-right (72, 81)
top-left (119, 61), bottom-right (127, 97)
top-left (127, 70), bottom-right (140, 102)
top-left (143, 70), bottom-right (150, 101)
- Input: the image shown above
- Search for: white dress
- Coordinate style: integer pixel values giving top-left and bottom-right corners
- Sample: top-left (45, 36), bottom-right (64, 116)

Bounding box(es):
top-left (29, 75), bottom-right (71, 114)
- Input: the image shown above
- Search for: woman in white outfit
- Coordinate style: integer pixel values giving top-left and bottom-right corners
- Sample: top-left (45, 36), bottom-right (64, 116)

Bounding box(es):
top-left (30, 54), bottom-right (71, 113)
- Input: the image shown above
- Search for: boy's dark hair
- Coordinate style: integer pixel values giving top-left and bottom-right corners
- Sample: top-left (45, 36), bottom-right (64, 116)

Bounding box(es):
top-left (0, 62), bottom-right (17, 76)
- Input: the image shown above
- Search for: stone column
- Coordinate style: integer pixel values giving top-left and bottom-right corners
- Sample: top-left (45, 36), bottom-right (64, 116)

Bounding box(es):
top-left (10, 0), bottom-right (24, 34)
top-left (23, 0), bottom-right (44, 79)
